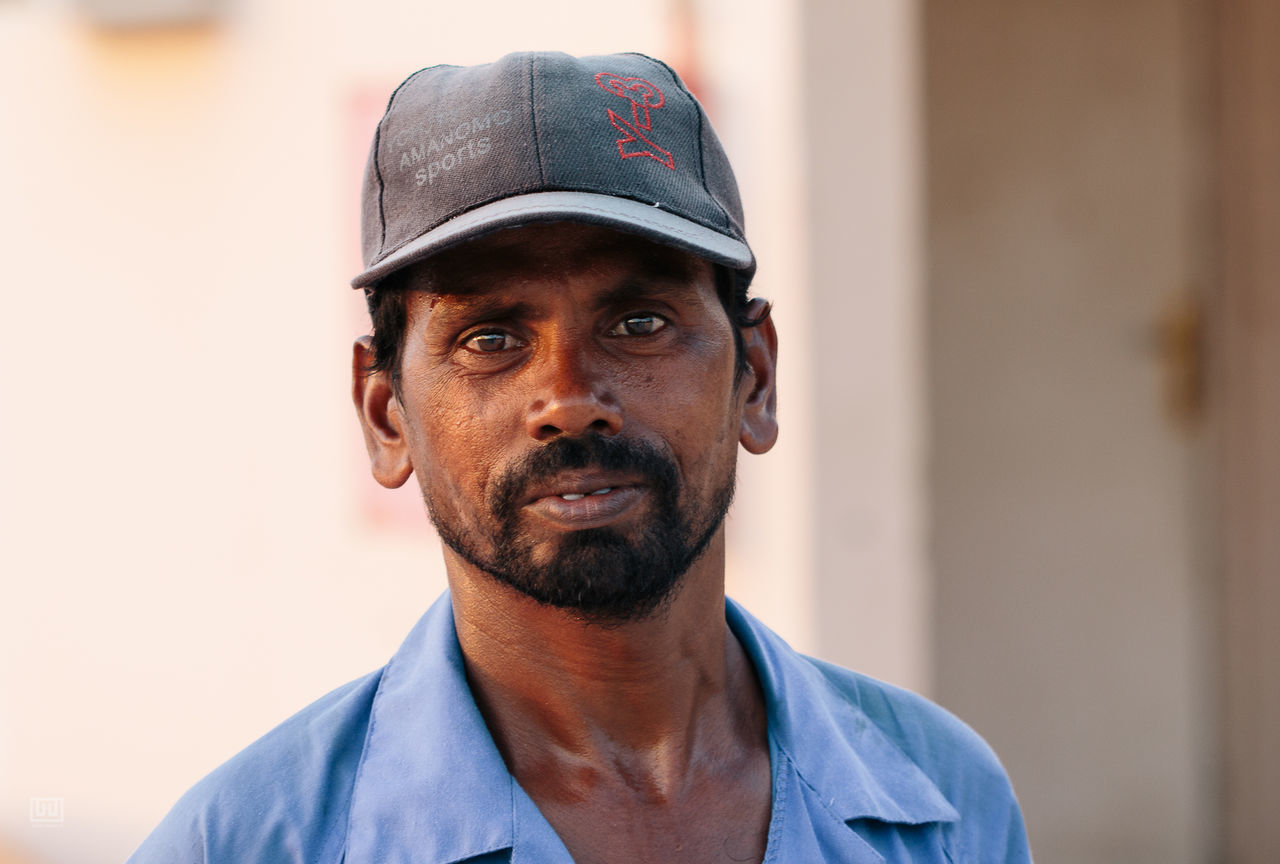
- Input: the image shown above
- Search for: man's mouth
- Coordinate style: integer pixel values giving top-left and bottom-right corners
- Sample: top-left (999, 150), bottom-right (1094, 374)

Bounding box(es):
top-left (521, 475), bottom-right (646, 529)
top-left (523, 472), bottom-right (642, 506)
top-left (557, 487), bottom-right (613, 501)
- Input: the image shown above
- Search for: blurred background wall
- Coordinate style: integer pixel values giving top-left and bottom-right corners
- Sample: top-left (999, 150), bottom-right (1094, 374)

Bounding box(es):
top-left (927, 2), bottom-right (1217, 861)
top-left (926, 2), bottom-right (1279, 861)
top-left (1, 0), bottom-right (1277, 862)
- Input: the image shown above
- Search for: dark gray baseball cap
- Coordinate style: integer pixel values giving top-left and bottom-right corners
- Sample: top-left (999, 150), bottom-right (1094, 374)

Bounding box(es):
top-left (352, 51), bottom-right (754, 290)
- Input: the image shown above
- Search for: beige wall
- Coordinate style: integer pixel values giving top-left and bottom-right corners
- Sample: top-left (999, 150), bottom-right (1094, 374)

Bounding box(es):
top-left (926, 1), bottom-right (1216, 862)
top-left (0, 1), bottom-right (930, 861)
top-left (1216, 1), bottom-right (1280, 859)
top-left (798, 0), bottom-right (930, 692)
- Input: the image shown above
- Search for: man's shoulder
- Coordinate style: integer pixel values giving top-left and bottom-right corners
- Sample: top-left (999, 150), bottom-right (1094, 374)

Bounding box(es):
top-left (805, 655), bottom-right (1007, 785)
top-left (127, 668), bottom-right (385, 864)
top-left (730, 600), bottom-right (1017, 810)
top-left (799, 654), bottom-right (1030, 858)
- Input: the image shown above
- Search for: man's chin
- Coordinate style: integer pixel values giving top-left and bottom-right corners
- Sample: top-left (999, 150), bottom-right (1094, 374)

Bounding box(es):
top-left (513, 523), bottom-right (637, 567)
top-left (485, 530), bottom-right (686, 622)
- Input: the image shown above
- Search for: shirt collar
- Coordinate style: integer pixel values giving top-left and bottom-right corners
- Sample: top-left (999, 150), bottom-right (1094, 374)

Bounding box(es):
top-left (344, 593), bottom-right (957, 864)
top-left (726, 598), bottom-right (959, 827)
top-left (344, 593), bottom-right (515, 864)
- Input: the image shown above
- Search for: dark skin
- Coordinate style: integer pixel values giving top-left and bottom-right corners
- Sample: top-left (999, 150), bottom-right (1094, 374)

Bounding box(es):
top-left (352, 222), bottom-right (780, 864)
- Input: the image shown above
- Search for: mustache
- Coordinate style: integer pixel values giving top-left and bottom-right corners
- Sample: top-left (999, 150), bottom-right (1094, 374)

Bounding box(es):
top-left (490, 436), bottom-right (679, 519)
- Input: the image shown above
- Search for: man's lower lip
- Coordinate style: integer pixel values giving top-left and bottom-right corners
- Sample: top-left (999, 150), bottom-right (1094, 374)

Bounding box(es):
top-left (524, 487), bottom-right (644, 528)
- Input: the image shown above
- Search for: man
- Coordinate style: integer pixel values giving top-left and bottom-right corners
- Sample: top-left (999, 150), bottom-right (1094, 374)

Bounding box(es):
top-left (130, 51), bottom-right (1031, 863)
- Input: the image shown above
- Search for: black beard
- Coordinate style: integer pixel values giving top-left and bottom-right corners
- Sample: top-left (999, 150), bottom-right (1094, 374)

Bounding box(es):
top-left (425, 435), bottom-right (735, 623)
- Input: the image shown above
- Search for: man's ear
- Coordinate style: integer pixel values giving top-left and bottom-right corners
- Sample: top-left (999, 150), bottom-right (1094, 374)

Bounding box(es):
top-left (352, 336), bottom-right (414, 489)
top-left (738, 299), bottom-right (779, 455)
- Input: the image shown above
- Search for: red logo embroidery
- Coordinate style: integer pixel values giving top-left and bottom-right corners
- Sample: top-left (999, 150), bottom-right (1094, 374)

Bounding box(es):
top-left (594, 73), bottom-right (676, 170)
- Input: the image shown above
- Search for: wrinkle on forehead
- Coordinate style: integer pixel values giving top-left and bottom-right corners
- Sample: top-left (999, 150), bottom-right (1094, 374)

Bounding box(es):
top-left (395, 222), bottom-right (710, 299)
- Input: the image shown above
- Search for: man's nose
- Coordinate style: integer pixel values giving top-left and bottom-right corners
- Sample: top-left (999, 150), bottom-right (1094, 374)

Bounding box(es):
top-left (524, 339), bottom-right (624, 441)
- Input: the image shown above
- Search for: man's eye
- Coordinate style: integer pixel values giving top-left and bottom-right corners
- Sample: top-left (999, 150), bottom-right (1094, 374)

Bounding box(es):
top-left (608, 314), bottom-right (666, 337)
top-left (462, 331), bottom-right (522, 353)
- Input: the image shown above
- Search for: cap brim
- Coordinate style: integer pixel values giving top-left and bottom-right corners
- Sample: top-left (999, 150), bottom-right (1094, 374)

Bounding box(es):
top-left (351, 190), bottom-right (754, 289)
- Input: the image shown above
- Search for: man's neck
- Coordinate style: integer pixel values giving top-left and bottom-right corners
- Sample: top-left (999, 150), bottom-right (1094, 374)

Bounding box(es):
top-left (444, 539), bottom-right (773, 864)
top-left (445, 540), bottom-right (765, 798)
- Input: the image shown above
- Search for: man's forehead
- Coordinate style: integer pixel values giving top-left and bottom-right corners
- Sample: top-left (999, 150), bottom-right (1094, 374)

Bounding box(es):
top-left (391, 222), bottom-right (713, 298)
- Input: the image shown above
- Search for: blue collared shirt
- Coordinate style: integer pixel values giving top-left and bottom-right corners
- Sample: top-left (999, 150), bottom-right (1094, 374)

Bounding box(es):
top-left (129, 594), bottom-right (1031, 863)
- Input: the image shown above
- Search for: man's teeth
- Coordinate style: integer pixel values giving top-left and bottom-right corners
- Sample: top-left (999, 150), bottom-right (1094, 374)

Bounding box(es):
top-left (560, 488), bottom-right (612, 501)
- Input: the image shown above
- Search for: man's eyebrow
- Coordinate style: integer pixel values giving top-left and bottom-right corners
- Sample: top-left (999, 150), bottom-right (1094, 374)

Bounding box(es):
top-left (424, 278), bottom-right (697, 325)
top-left (425, 292), bottom-right (536, 324)
top-left (588, 276), bottom-right (703, 310)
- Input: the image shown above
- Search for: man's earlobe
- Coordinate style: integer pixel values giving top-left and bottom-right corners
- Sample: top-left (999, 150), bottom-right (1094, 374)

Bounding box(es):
top-left (738, 299), bottom-right (779, 455)
top-left (352, 336), bottom-right (414, 489)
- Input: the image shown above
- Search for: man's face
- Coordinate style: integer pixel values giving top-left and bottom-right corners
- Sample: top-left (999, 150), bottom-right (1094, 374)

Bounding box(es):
top-left (355, 223), bottom-right (776, 621)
